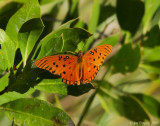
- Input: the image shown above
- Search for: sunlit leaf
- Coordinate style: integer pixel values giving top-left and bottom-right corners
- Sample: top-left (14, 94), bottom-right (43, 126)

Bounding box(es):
top-left (6, 0), bottom-right (41, 48)
top-left (0, 29), bottom-right (16, 72)
top-left (1, 98), bottom-right (74, 126)
top-left (34, 79), bottom-right (67, 95)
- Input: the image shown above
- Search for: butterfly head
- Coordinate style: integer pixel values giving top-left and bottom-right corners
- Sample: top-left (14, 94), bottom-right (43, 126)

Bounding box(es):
top-left (77, 50), bottom-right (83, 63)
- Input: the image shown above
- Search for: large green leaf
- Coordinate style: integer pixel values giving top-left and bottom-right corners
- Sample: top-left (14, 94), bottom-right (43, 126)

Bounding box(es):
top-left (36, 36), bottom-right (63, 59)
top-left (19, 18), bottom-right (44, 66)
top-left (98, 86), bottom-right (151, 122)
top-left (37, 28), bottom-right (91, 59)
top-left (1, 98), bottom-right (74, 126)
top-left (133, 93), bottom-right (160, 119)
top-left (116, 0), bottom-right (144, 35)
top-left (0, 29), bottom-right (16, 72)
top-left (6, 0), bottom-right (41, 48)
top-left (110, 95), bottom-right (151, 122)
top-left (113, 43), bottom-right (141, 74)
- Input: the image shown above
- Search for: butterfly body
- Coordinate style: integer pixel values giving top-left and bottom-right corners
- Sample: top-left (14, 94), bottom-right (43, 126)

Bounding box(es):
top-left (35, 44), bottom-right (112, 85)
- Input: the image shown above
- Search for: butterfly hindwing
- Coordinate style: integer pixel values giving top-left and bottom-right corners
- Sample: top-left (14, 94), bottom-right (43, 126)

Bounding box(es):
top-left (81, 62), bottom-right (98, 84)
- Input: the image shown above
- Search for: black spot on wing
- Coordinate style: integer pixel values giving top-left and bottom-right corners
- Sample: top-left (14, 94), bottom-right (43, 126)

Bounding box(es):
top-left (94, 48), bottom-right (97, 53)
top-left (59, 56), bottom-right (62, 61)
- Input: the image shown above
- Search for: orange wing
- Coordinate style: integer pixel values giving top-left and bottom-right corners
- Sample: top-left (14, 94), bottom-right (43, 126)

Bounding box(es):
top-left (35, 55), bottom-right (81, 85)
top-left (81, 44), bottom-right (112, 83)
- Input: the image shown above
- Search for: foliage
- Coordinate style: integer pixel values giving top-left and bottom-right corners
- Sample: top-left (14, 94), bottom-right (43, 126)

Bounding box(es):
top-left (0, 0), bottom-right (160, 125)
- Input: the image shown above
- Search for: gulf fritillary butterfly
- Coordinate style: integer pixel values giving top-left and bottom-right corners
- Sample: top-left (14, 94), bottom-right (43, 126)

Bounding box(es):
top-left (35, 44), bottom-right (112, 85)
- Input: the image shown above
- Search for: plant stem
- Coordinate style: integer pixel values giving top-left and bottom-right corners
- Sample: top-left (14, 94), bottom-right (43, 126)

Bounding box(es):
top-left (77, 90), bottom-right (96, 126)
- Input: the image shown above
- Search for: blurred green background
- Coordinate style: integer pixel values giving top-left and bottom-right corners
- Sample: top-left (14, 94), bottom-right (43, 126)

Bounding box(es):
top-left (0, 0), bottom-right (160, 126)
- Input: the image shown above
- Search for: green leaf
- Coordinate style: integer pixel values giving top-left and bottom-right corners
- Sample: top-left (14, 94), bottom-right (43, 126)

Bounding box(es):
top-left (0, 89), bottom-right (34, 105)
top-left (97, 33), bottom-right (120, 47)
top-left (37, 28), bottom-right (91, 59)
top-left (116, 0), bottom-right (144, 35)
top-left (140, 64), bottom-right (160, 74)
top-left (133, 93), bottom-right (160, 119)
top-left (6, 0), bottom-right (41, 48)
top-left (0, 2), bottom-right (22, 30)
top-left (18, 18), bottom-right (44, 66)
top-left (110, 95), bottom-right (150, 122)
top-left (34, 79), bottom-right (67, 95)
top-left (58, 18), bottom-right (78, 30)
top-left (88, 0), bottom-right (100, 33)
top-left (63, 0), bottom-right (79, 22)
top-left (34, 78), bottom-right (94, 96)
top-left (142, 25), bottom-right (160, 48)
top-left (150, 7), bottom-right (160, 29)
top-left (113, 43), bottom-right (141, 74)
top-left (143, 46), bottom-right (160, 62)
top-left (67, 84), bottom-right (94, 96)
top-left (39, 0), bottom-right (59, 5)
top-left (37, 36), bottom-right (63, 59)
top-left (0, 73), bottom-right (9, 92)
top-left (6, 61), bottom-right (38, 94)
top-left (98, 93), bottom-right (109, 112)
top-left (35, 18), bottom-right (79, 58)
top-left (85, 0), bottom-right (100, 50)
top-left (142, 0), bottom-right (160, 33)
top-left (0, 29), bottom-right (16, 71)
top-left (98, 5), bottom-right (115, 25)
top-left (1, 98), bottom-right (74, 126)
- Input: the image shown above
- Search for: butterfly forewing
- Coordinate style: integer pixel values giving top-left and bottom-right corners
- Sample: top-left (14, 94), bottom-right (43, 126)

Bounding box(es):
top-left (81, 44), bottom-right (112, 83)
top-left (35, 55), bottom-right (81, 85)
top-left (83, 44), bottom-right (112, 66)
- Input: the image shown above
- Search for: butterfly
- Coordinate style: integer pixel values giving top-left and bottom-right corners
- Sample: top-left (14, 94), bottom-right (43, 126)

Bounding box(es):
top-left (35, 44), bottom-right (112, 85)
